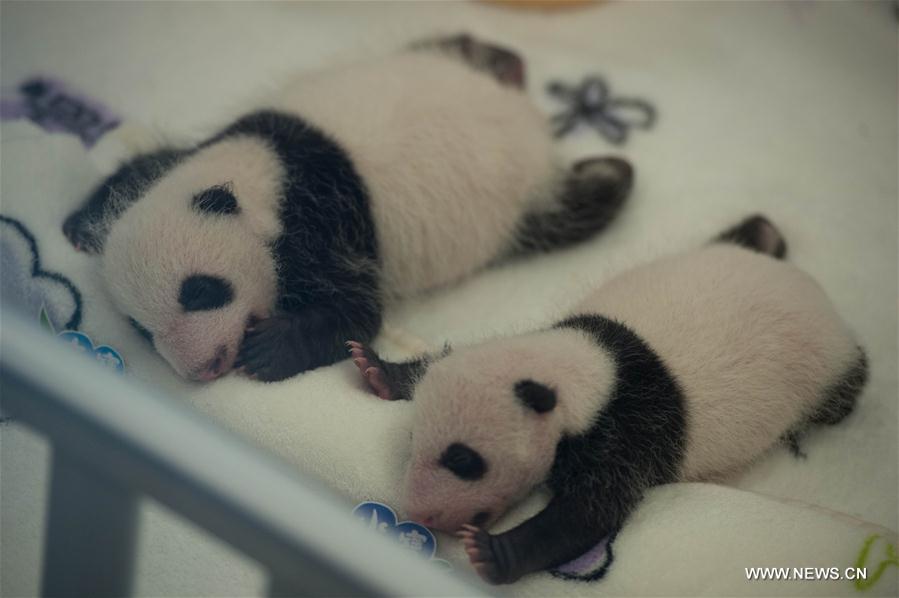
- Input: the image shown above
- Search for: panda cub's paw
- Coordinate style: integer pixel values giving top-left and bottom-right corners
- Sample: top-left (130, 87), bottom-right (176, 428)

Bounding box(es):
top-left (236, 314), bottom-right (312, 382)
top-left (347, 341), bottom-right (393, 400)
top-left (457, 524), bottom-right (513, 585)
top-left (62, 210), bottom-right (103, 253)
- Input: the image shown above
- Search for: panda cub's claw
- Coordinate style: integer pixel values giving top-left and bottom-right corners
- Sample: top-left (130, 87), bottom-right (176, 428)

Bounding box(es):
top-left (347, 341), bottom-right (393, 400)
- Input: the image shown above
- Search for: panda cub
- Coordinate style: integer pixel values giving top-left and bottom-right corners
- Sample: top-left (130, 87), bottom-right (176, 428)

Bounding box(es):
top-left (349, 215), bottom-right (867, 584)
top-left (62, 35), bottom-right (633, 382)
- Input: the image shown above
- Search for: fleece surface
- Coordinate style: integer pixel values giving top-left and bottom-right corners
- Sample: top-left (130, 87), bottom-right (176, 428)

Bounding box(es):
top-left (1, 1), bottom-right (897, 596)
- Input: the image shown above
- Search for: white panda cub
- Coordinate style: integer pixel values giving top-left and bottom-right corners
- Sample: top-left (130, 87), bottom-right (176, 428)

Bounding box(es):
top-left (61, 34), bottom-right (634, 382)
top-left (348, 215), bottom-right (867, 584)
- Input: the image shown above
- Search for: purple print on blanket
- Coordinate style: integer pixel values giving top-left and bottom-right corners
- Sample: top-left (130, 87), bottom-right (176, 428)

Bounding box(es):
top-left (1, 77), bottom-right (120, 147)
top-left (550, 530), bottom-right (618, 582)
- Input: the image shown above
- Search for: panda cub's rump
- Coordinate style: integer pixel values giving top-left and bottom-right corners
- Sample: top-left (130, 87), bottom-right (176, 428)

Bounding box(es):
top-left (63, 35), bottom-right (633, 382)
top-left (350, 215), bottom-right (866, 584)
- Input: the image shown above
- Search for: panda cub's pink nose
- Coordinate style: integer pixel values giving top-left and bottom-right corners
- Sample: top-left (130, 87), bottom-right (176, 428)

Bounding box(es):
top-left (410, 510), bottom-right (442, 528)
top-left (197, 345), bottom-right (228, 381)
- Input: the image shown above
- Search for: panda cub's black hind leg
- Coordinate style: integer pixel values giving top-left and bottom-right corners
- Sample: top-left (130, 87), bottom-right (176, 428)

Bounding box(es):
top-left (781, 347), bottom-right (867, 458)
top-left (809, 347), bottom-right (868, 426)
top-left (513, 157), bottom-right (633, 253)
top-left (714, 214), bottom-right (787, 259)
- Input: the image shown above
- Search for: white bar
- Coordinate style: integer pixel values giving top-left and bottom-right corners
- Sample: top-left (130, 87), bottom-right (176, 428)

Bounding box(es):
top-left (1, 312), bottom-right (484, 597)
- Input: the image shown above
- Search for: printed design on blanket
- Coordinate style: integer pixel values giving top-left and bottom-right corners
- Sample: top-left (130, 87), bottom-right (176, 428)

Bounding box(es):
top-left (0, 76), bottom-right (120, 147)
top-left (353, 501), bottom-right (451, 570)
top-left (353, 500), bottom-right (617, 581)
top-left (0, 216), bottom-right (126, 392)
top-left (854, 534), bottom-right (899, 591)
top-left (547, 75), bottom-right (656, 144)
top-left (550, 530), bottom-right (618, 582)
top-left (1, 215), bottom-right (82, 331)
top-left (45, 315), bottom-right (126, 376)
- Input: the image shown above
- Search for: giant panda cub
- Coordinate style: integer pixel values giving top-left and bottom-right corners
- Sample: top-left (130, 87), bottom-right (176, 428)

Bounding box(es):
top-left (62, 35), bottom-right (633, 382)
top-left (348, 215), bottom-right (867, 584)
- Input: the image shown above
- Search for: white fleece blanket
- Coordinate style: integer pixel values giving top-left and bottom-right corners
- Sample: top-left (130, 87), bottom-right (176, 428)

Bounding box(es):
top-left (1, 1), bottom-right (897, 596)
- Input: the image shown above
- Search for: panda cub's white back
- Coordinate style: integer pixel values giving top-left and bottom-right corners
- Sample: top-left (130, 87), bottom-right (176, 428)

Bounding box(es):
top-left (272, 51), bottom-right (558, 296)
top-left (580, 244), bottom-right (861, 478)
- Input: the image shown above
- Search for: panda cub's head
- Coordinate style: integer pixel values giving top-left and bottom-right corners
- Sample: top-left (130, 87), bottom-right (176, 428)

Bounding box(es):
top-left (403, 329), bottom-right (615, 532)
top-left (102, 137), bottom-right (285, 381)
top-left (402, 329), bottom-right (614, 533)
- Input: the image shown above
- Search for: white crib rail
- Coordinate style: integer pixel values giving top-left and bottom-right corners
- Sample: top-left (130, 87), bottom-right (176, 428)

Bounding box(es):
top-left (0, 312), bottom-right (483, 597)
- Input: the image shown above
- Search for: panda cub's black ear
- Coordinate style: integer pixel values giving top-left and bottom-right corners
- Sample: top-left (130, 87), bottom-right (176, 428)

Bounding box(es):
top-left (192, 184), bottom-right (240, 216)
top-left (514, 379), bottom-right (556, 413)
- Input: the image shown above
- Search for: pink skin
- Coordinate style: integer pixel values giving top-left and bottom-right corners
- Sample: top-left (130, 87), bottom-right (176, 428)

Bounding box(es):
top-left (457, 525), bottom-right (493, 581)
top-left (185, 313), bottom-right (263, 382)
top-left (194, 344), bottom-right (233, 381)
top-left (346, 341), bottom-right (392, 400)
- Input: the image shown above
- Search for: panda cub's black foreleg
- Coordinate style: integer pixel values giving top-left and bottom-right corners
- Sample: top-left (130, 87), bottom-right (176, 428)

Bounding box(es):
top-left (62, 148), bottom-right (188, 253)
top-left (513, 157), bottom-right (633, 254)
top-left (237, 296), bottom-right (382, 383)
top-left (458, 487), bottom-right (627, 584)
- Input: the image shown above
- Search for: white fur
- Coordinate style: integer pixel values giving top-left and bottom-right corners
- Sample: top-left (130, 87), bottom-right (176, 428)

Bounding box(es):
top-left (272, 50), bottom-right (559, 297)
top-left (102, 137), bottom-right (284, 380)
top-left (580, 244), bottom-right (861, 479)
top-left (404, 245), bottom-right (861, 530)
top-left (404, 328), bottom-right (615, 531)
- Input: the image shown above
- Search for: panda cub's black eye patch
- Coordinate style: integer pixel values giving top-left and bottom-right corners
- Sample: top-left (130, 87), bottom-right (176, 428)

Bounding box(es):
top-left (179, 275), bottom-right (234, 312)
top-left (192, 184), bottom-right (239, 215)
top-left (439, 442), bottom-right (486, 481)
top-left (128, 317), bottom-right (153, 344)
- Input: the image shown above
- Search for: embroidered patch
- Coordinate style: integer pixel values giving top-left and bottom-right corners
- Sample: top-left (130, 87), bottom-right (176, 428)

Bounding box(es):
top-left (353, 501), bottom-right (451, 569)
top-left (55, 328), bottom-right (126, 375)
top-left (547, 76), bottom-right (656, 145)
top-left (0, 76), bottom-right (120, 147)
top-left (1, 215), bottom-right (82, 331)
top-left (550, 530), bottom-right (618, 582)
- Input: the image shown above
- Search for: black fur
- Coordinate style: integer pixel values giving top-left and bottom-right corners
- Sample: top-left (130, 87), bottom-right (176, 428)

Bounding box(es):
top-left (222, 111), bottom-right (382, 381)
top-left (473, 314), bottom-right (687, 584)
top-left (179, 274), bottom-right (234, 312)
top-left (440, 443), bottom-right (487, 481)
top-left (515, 379), bottom-right (557, 413)
top-left (782, 430), bottom-right (807, 459)
top-left (714, 214), bottom-right (787, 259)
top-left (514, 157), bottom-right (633, 254)
top-left (809, 347), bottom-right (867, 425)
top-left (192, 184), bottom-right (240, 215)
top-left (62, 147), bottom-right (190, 253)
top-left (782, 346), bottom-right (866, 457)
